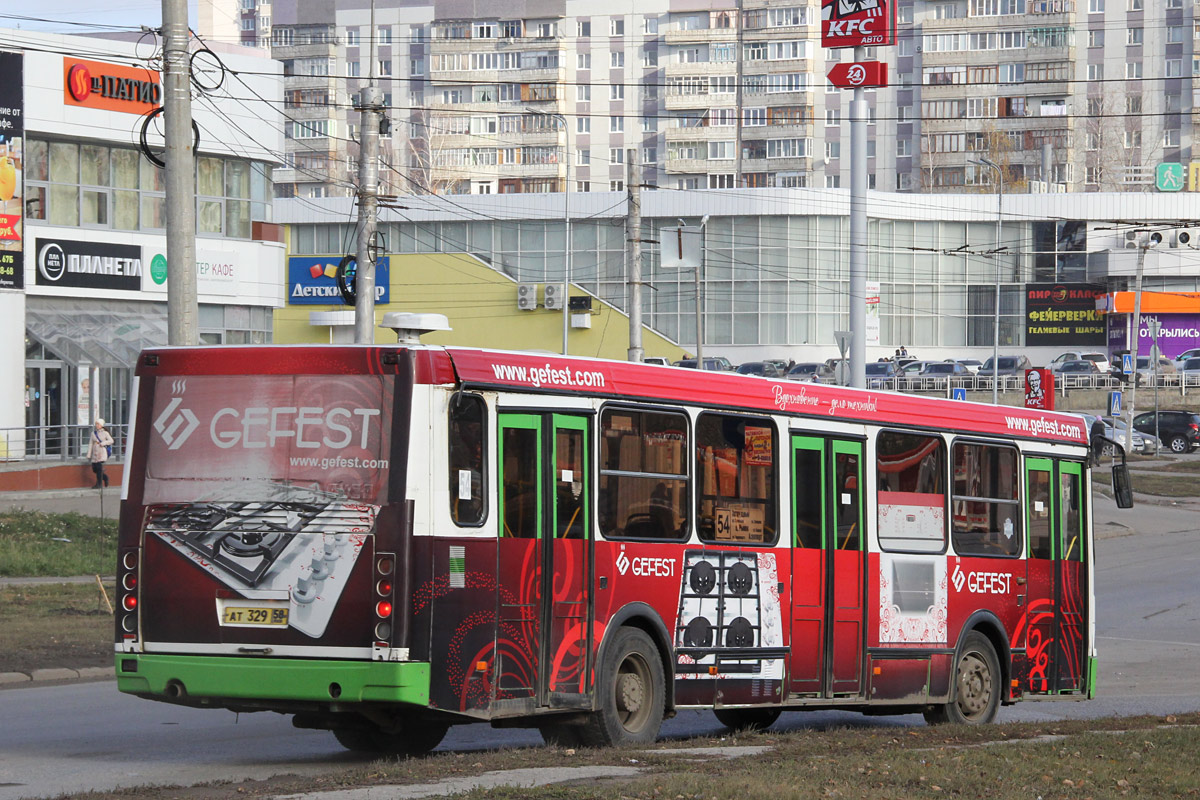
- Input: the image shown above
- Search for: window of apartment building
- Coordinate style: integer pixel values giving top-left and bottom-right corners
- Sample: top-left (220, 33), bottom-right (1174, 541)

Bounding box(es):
top-left (826, 109), bottom-right (840, 125)
top-left (968, 0), bottom-right (1025, 14)
top-left (474, 22), bottom-right (496, 38)
top-left (500, 20), bottom-right (522, 38)
top-left (743, 107), bottom-right (766, 126)
top-left (378, 26), bottom-right (392, 44)
top-left (1167, 93), bottom-right (1182, 112)
top-left (642, 117), bottom-right (656, 132)
top-left (769, 41), bottom-right (810, 60)
top-left (534, 21), bottom-right (555, 38)
top-left (610, 179), bottom-right (624, 191)
top-left (1167, 59), bottom-right (1183, 78)
top-left (578, 53), bottom-right (591, 70)
top-left (410, 59), bottom-right (425, 76)
top-left (769, 6), bottom-right (808, 26)
top-left (577, 84), bottom-right (591, 102)
top-left (744, 42), bottom-right (766, 61)
top-left (610, 85), bottom-right (625, 100)
top-left (1126, 95), bottom-right (1142, 114)
top-left (1088, 0), bottom-right (1103, 10)
top-left (1085, 131), bottom-right (1100, 150)
top-left (897, 138), bottom-right (912, 156)
top-left (768, 106), bottom-right (812, 125)
top-left (1125, 130), bottom-right (1141, 148)
top-left (645, 17), bottom-right (660, 34)
top-left (1128, 0), bottom-right (1142, 9)
top-left (1168, 25), bottom-right (1185, 43)
top-left (711, 10), bottom-right (733, 28)
top-left (610, 148), bottom-right (624, 164)
top-left (473, 85), bottom-right (497, 103)
top-left (577, 117), bottom-right (590, 133)
top-left (643, 147), bottom-right (657, 163)
top-left (1087, 29), bottom-right (1103, 47)
top-left (708, 174), bottom-right (735, 188)
top-left (1164, 129), bottom-right (1181, 148)
top-left (498, 84), bottom-right (520, 102)
top-left (1127, 27), bottom-right (1142, 46)
top-left (610, 116), bottom-right (624, 132)
top-left (897, 105), bottom-right (911, 121)
top-left (825, 174), bottom-right (841, 188)
top-left (710, 76), bottom-right (736, 94)
top-left (576, 180), bottom-right (591, 192)
top-left (925, 65), bottom-right (966, 85)
top-left (712, 43), bottom-right (736, 62)
top-left (710, 108), bottom-right (737, 126)
top-left (272, 27), bottom-right (293, 46)
top-left (575, 148), bottom-right (590, 165)
top-left (345, 28), bottom-right (359, 46)
top-left (998, 63), bottom-right (1023, 83)
top-left (935, 2), bottom-right (960, 17)
top-left (1085, 165), bottom-right (1101, 185)
top-left (378, 60), bottom-right (392, 76)
top-left (1086, 97), bottom-right (1102, 115)
top-left (1168, 0), bottom-right (1182, 7)
top-left (611, 51), bottom-right (625, 67)
top-left (767, 138), bottom-right (810, 158)
top-left (897, 173), bottom-right (913, 191)
top-left (346, 60), bottom-right (360, 77)
top-left (1126, 62), bottom-right (1142, 79)
top-left (825, 141), bottom-right (841, 160)
top-left (677, 47), bottom-right (703, 64)
top-left (767, 73), bottom-right (810, 93)
top-left (708, 141), bottom-right (735, 160)
top-left (610, 18), bottom-right (624, 36)
top-left (578, 20), bottom-right (591, 37)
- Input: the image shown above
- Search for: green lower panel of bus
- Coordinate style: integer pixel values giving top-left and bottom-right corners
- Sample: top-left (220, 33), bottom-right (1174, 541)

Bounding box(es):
top-left (115, 654), bottom-right (430, 706)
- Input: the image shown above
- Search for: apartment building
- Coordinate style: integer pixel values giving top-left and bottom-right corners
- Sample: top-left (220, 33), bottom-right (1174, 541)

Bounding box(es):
top-left (217, 0), bottom-right (1196, 197)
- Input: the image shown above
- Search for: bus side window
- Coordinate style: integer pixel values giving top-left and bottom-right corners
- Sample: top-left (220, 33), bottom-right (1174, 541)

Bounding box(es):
top-left (599, 408), bottom-right (689, 541)
top-left (876, 430), bottom-right (946, 554)
top-left (695, 413), bottom-right (777, 545)
top-left (449, 394), bottom-right (487, 526)
top-left (951, 443), bottom-right (1020, 557)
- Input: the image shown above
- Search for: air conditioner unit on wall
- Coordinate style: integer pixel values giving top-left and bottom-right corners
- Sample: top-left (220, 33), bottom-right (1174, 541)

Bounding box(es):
top-left (1124, 231), bottom-right (1140, 249)
top-left (517, 283), bottom-right (538, 310)
top-left (543, 284), bottom-right (564, 310)
top-left (1173, 228), bottom-right (1200, 247)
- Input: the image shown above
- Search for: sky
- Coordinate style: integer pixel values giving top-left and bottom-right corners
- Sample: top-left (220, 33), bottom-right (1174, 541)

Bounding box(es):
top-left (1, 3), bottom-right (200, 34)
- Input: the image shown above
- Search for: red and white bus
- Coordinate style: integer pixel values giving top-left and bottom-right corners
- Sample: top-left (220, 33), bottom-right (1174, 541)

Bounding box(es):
top-left (115, 345), bottom-right (1131, 753)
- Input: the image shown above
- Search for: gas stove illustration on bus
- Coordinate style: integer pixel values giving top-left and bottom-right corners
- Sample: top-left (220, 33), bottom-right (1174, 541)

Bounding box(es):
top-left (673, 549), bottom-right (786, 681)
top-left (145, 483), bottom-right (376, 638)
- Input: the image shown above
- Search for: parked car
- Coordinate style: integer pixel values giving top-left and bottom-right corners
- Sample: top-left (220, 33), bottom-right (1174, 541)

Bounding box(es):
top-left (955, 359), bottom-right (983, 375)
top-left (1132, 410), bottom-right (1200, 453)
top-left (1135, 355), bottom-right (1178, 385)
top-left (865, 361), bottom-right (899, 388)
top-left (786, 362), bottom-right (826, 381)
top-left (764, 358), bottom-right (790, 373)
top-left (917, 361), bottom-right (971, 388)
top-left (1047, 351), bottom-right (1112, 374)
top-left (736, 361), bottom-right (786, 378)
top-left (1081, 413), bottom-right (1151, 455)
top-left (643, 356), bottom-right (671, 366)
top-left (710, 356), bottom-right (736, 372)
top-left (1174, 348), bottom-right (1200, 364)
top-left (979, 355), bottom-right (1034, 376)
top-left (1177, 357), bottom-right (1200, 380)
top-left (675, 358), bottom-right (727, 370)
top-left (895, 360), bottom-right (933, 390)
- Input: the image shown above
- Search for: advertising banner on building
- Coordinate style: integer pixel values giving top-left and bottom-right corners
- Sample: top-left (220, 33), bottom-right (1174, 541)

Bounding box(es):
top-left (63, 57), bottom-right (162, 115)
top-left (1024, 368), bottom-right (1054, 411)
top-left (1025, 283), bottom-right (1106, 346)
top-left (287, 256), bottom-right (390, 305)
top-left (1135, 314), bottom-right (1200, 360)
top-left (34, 238), bottom-right (143, 291)
top-left (865, 280), bottom-right (880, 345)
top-left (0, 50), bottom-right (23, 291)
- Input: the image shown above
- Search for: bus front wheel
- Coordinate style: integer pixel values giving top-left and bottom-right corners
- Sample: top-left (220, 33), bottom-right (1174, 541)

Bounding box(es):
top-left (579, 627), bottom-right (665, 747)
top-left (924, 631), bottom-right (1000, 726)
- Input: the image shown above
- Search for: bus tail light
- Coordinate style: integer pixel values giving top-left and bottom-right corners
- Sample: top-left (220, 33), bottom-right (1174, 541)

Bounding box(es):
top-left (375, 601), bottom-right (393, 618)
top-left (118, 547), bottom-right (140, 641)
top-left (374, 552), bottom-right (396, 646)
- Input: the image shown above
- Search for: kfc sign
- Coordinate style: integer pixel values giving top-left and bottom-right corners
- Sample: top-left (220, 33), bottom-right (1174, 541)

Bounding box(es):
top-left (822, 0), bottom-right (897, 48)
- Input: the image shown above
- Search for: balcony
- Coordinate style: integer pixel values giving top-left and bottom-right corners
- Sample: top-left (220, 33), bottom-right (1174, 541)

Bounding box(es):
top-left (665, 92), bottom-right (728, 110)
top-left (663, 27), bottom-right (738, 45)
top-left (284, 74), bottom-right (339, 90)
top-left (665, 125), bottom-right (738, 141)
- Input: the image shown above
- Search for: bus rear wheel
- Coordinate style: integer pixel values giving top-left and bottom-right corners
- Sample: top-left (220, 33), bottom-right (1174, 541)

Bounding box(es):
top-left (578, 627), bottom-right (665, 747)
top-left (924, 631), bottom-right (1000, 726)
top-left (333, 719), bottom-right (449, 756)
top-left (713, 707), bottom-right (782, 732)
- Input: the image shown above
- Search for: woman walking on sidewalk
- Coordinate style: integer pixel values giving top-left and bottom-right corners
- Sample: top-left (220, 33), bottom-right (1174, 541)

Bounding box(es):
top-left (87, 419), bottom-right (114, 489)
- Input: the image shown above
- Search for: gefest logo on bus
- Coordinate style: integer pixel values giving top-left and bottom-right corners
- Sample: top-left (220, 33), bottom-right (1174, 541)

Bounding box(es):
top-left (64, 58), bottom-right (162, 114)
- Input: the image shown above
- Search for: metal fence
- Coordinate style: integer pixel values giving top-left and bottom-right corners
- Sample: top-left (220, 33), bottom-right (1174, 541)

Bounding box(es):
top-left (0, 424), bottom-right (129, 462)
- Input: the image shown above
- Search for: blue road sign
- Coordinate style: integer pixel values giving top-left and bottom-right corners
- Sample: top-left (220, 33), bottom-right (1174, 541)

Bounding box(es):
top-left (1122, 353), bottom-right (1134, 375)
top-left (952, 388), bottom-right (967, 401)
top-left (1109, 391), bottom-right (1122, 417)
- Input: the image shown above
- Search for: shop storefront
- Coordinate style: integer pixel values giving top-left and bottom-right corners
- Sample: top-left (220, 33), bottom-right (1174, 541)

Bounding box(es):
top-left (0, 31), bottom-right (284, 460)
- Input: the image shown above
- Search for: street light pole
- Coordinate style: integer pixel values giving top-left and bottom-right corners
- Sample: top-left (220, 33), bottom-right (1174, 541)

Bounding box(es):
top-left (976, 156), bottom-right (1003, 404)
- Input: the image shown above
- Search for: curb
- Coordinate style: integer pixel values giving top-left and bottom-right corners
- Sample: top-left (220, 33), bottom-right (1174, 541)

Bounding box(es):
top-left (0, 666), bottom-right (113, 687)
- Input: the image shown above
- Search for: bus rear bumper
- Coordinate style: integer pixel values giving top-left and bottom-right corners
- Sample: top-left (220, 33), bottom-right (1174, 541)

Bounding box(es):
top-left (115, 654), bottom-right (430, 707)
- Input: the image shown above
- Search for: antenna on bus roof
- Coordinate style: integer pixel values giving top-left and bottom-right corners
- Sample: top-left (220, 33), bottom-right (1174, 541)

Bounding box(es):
top-left (380, 312), bottom-right (451, 345)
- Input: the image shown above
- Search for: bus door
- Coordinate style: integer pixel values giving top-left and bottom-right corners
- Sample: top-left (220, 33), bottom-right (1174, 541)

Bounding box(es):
top-left (1024, 458), bottom-right (1088, 695)
top-left (497, 413), bottom-right (592, 709)
top-left (789, 435), bottom-right (865, 698)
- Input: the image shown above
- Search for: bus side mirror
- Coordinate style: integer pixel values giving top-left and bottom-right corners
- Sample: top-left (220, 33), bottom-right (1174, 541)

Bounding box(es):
top-left (1112, 463), bottom-right (1134, 509)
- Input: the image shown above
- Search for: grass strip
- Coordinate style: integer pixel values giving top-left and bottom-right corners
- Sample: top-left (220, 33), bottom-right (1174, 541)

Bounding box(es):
top-left (0, 510), bottom-right (117, 577)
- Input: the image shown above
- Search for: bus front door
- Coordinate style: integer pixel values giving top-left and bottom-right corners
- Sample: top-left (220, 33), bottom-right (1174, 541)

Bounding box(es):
top-left (498, 413), bottom-right (592, 710)
top-left (1024, 459), bottom-right (1089, 696)
top-left (789, 435), bottom-right (865, 698)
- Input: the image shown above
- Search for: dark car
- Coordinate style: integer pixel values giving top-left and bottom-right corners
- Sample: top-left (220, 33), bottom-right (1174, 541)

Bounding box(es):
top-left (1132, 410), bottom-right (1200, 453)
top-left (865, 361), bottom-right (898, 388)
top-left (786, 362), bottom-right (825, 381)
top-left (736, 361), bottom-right (785, 378)
top-left (1057, 360), bottom-right (1102, 373)
top-left (979, 355), bottom-right (1033, 376)
top-left (675, 358), bottom-right (726, 371)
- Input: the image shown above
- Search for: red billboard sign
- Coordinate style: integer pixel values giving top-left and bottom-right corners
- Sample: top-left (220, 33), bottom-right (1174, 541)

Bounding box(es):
top-left (827, 61), bottom-right (889, 88)
top-left (1025, 369), bottom-right (1055, 411)
top-left (822, 0), bottom-right (897, 48)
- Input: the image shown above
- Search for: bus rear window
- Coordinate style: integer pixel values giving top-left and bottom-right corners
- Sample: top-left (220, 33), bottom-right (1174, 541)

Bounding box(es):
top-left (599, 408), bottom-right (689, 540)
top-left (142, 374), bottom-right (394, 505)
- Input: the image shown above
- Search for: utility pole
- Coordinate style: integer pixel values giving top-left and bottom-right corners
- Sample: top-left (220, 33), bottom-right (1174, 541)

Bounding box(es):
top-left (847, 45), bottom-right (867, 389)
top-left (353, 0), bottom-right (382, 344)
top-left (162, 0), bottom-right (197, 345)
top-left (626, 149), bottom-right (643, 362)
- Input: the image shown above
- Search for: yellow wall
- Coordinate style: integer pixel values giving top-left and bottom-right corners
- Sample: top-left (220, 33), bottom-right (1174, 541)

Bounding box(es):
top-left (274, 252), bottom-right (690, 362)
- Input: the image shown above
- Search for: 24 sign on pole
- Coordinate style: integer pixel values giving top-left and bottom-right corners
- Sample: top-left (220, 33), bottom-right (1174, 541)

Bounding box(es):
top-left (821, 0), bottom-right (897, 49)
top-left (827, 61), bottom-right (889, 89)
